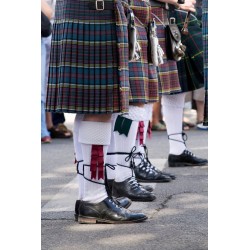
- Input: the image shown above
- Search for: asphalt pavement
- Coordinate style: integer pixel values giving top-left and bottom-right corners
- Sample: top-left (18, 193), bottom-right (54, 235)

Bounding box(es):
top-left (41, 112), bottom-right (208, 250)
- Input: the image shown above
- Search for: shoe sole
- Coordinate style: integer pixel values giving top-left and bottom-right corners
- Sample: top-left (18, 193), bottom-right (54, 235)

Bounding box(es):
top-left (41, 141), bottom-right (51, 144)
top-left (129, 196), bottom-right (156, 202)
top-left (168, 162), bottom-right (208, 167)
top-left (136, 178), bottom-right (171, 183)
top-left (77, 216), bottom-right (148, 224)
top-left (112, 194), bottom-right (156, 202)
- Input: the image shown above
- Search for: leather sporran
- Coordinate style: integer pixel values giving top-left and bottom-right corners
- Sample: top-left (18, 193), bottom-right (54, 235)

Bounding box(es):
top-left (165, 17), bottom-right (186, 61)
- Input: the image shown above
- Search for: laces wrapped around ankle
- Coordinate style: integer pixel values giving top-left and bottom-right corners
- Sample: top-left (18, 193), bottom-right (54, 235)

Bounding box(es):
top-left (168, 132), bottom-right (188, 146)
top-left (104, 163), bottom-right (116, 197)
top-left (125, 146), bottom-right (137, 162)
top-left (131, 151), bottom-right (153, 173)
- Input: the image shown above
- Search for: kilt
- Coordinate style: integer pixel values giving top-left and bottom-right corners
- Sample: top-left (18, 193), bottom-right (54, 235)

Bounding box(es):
top-left (151, 5), bottom-right (181, 95)
top-left (46, 0), bottom-right (129, 114)
top-left (174, 9), bottom-right (204, 92)
top-left (128, 0), bottom-right (159, 104)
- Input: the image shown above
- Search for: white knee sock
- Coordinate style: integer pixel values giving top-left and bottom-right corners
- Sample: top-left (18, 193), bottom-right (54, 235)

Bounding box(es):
top-left (134, 104), bottom-right (153, 164)
top-left (73, 114), bottom-right (84, 200)
top-left (106, 114), bottom-right (118, 180)
top-left (78, 121), bottom-right (111, 203)
top-left (73, 114), bottom-right (84, 161)
top-left (162, 93), bottom-right (187, 155)
top-left (114, 106), bottom-right (146, 182)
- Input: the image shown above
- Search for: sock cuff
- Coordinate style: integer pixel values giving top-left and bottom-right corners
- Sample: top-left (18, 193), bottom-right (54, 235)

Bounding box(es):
top-left (126, 105), bottom-right (146, 121)
top-left (162, 93), bottom-right (186, 109)
top-left (144, 103), bottom-right (153, 121)
top-left (78, 121), bottom-right (111, 145)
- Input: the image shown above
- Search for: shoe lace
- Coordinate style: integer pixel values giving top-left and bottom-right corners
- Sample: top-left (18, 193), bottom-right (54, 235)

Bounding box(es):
top-left (168, 132), bottom-right (188, 146)
top-left (132, 152), bottom-right (154, 174)
top-left (127, 176), bottom-right (140, 190)
top-left (107, 198), bottom-right (120, 208)
top-left (104, 163), bottom-right (116, 197)
top-left (184, 149), bottom-right (195, 157)
top-left (142, 145), bottom-right (157, 172)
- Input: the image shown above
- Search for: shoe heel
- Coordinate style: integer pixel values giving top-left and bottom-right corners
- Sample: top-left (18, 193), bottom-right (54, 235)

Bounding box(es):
top-left (78, 216), bottom-right (97, 224)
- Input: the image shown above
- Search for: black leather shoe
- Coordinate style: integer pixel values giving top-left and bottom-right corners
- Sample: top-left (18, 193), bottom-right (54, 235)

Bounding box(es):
top-left (168, 150), bottom-right (208, 167)
top-left (142, 157), bottom-right (176, 180)
top-left (77, 197), bottom-right (148, 224)
top-left (74, 197), bottom-right (132, 221)
top-left (112, 177), bottom-right (156, 202)
top-left (133, 157), bottom-right (172, 183)
top-left (108, 178), bottom-right (154, 193)
top-left (153, 167), bottom-right (176, 180)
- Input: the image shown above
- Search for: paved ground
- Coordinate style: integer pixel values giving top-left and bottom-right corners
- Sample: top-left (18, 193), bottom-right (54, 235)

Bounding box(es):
top-left (41, 113), bottom-right (208, 250)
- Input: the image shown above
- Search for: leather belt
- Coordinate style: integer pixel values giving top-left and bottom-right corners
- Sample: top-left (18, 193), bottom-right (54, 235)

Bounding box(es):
top-left (80, 0), bottom-right (115, 10)
top-left (149, 0), bottom-right (168, 9)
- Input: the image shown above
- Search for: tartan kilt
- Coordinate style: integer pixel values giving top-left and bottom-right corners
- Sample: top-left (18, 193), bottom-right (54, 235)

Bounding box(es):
top-left (46, 0), bottom-right (130, 114)
top-left (173, 9), bottom-right (204, 92)
top-left (151, 6), bottom-right (181, 95)
top-left (128, 0), bottom-right (159, 104)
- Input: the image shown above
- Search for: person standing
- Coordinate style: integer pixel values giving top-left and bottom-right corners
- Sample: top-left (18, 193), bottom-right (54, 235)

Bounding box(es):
top-left (41, 0), bottom-right (53, 143)
top-left (106, 0), bottom-right (171, 202)
top-left (133, 0), bottom-right (208, 168)
top-left (46, 0), bottom-right (147, 223)
top-left (154, 0), bottom-right (208, 167)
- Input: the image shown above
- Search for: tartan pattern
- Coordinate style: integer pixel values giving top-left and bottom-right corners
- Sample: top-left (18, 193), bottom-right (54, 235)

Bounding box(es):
top-left (173, 9), bottom-right (204, 92)
top-left (46, 0), bottom-right (129, 114)
top-left (128, 0), bottom-right (159, 103)
top-left (151, 7), bottom-right (182, 95)
top-left (202, 0), bottom-right (208, 90)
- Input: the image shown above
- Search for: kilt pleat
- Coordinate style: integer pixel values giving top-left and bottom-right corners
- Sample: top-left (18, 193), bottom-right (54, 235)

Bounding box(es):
top-left (46, 0), bottom-right (129, 114)
top-left (128, 0), bottom-right (159, 104)
top-left (151, 6), bottom-right (181, 95)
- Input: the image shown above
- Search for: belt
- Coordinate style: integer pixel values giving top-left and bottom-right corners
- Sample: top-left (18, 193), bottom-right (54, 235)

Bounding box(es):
top-left (149, 0), bottom-right (168, 9)
top-left (80, 0), bottom-right (115, 10)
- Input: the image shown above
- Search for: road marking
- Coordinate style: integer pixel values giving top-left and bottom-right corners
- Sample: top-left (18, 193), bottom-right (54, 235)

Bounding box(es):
top-left (189, 147), bottom-right (208, 150)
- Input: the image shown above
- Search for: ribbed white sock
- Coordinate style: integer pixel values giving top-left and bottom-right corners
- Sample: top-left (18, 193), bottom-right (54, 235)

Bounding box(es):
top-left (162, 93), bottom-right (187, 155)
top-left (73, 114), bottom-right (84, 161)
top-left (114, 106), bottom-right (146, 182)
top-left (106, 114), bottom-right (118, 180)
top-left (78, 121), bottom-right (111, 203)
top-left (133, 104), bottom-right (153, 165)
top-left (73, 114), bottom-right (84, 200)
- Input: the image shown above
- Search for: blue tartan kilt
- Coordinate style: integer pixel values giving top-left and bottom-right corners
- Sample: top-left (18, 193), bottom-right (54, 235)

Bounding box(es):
top-left (46, 0), bottom-right (130, 114)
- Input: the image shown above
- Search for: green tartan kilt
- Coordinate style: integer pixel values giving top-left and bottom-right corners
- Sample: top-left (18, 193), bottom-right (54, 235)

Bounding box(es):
top-left (174, 9), bottom-right (204, 92)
